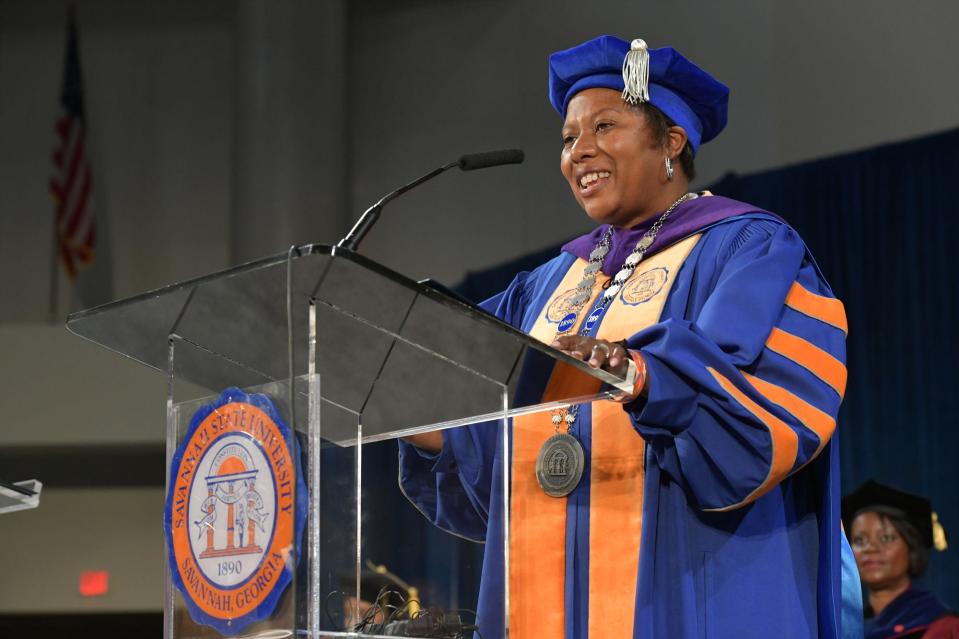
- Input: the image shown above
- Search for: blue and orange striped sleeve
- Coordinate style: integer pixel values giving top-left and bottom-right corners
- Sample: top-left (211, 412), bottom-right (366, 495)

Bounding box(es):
top-left (626, 219), bottom-right (847, 511)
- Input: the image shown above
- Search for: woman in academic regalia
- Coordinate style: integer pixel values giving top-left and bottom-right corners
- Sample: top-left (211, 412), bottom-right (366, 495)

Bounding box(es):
top-left (844, 480), bottom-right (959, 638)
top-left (402, 34), bottom-right (860, 638)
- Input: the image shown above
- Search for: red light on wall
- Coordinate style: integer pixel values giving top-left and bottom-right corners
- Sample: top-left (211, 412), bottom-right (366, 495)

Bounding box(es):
top-left (79, 570), bottom-right (109, 597)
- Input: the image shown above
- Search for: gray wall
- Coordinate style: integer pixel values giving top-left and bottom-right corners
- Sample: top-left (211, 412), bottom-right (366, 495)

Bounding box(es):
top-left (0, 488), bottom-right (164, 613)
top-left (0, 0), bottom-right (957, 614)
top-left (351, 0), bottom-right (959, 283)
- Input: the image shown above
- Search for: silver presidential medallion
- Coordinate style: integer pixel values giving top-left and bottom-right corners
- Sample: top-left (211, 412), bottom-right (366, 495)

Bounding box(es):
top-left (535, 433), bottom-right (586, 498)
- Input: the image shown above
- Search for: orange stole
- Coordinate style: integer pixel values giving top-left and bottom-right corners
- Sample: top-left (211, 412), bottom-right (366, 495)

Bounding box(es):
top-left (509, 234), bottom-right (701, 638)
top-left (510, 258), bottom-right (607, 639)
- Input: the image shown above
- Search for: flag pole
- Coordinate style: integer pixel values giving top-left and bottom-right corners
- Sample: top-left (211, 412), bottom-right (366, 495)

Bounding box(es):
top-left (49, 223), bottom-right (59, 323)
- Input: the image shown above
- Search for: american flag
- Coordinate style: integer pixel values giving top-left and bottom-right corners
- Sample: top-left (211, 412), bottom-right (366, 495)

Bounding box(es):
top-left (50, 8), bottom-right (95, 279)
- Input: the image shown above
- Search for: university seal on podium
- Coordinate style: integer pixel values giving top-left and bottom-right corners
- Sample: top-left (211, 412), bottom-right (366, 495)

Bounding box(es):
top-left (163, 388), bottom-right (307, 635)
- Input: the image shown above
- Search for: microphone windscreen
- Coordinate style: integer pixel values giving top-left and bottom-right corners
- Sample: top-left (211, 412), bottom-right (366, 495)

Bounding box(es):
top-left (457, 149), bottom-right (525, 171)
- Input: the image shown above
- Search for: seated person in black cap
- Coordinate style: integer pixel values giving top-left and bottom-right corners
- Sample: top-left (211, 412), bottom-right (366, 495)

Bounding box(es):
top-left (843, 480), bottom-right (959, 638)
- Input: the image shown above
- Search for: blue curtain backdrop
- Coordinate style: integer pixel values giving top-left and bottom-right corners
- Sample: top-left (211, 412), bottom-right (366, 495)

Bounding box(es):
top-left (369, 127), bottom-right (959, 615)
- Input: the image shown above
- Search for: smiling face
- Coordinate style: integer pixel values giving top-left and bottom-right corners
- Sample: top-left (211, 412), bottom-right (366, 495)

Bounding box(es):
top-left (560, 88), bottom-right (685, 228)
top-left (850, 511), bottom-right (912, 591)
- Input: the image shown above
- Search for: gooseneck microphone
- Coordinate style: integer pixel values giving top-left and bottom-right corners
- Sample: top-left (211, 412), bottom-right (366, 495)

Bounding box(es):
top-left (337, 148), bottom-right (524, 252)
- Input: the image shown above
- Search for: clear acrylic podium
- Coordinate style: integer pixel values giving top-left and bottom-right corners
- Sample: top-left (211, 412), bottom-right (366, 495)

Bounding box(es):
top-left (0, 479), bottom-right (42, 514)
top-left (66, 245), bottom-right (630, 639)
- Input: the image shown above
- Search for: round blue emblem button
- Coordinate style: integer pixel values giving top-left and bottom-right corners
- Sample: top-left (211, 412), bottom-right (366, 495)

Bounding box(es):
top-left (557, 312), bottom-right (577, 333)
top-left (584, 307), bottom-right (605, 332)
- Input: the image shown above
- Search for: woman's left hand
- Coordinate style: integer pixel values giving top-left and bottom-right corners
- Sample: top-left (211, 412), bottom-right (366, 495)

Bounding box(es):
top-left (550, 336), bottom-right (630, 378)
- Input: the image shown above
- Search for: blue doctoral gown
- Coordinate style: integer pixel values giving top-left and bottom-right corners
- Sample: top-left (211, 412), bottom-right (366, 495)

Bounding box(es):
top-left (865, 588), bottom-right (956, 639)
top-left (400, 198), bottom-right (851, 638)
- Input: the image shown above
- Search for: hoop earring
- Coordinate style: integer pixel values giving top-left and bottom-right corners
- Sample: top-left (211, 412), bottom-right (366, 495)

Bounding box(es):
top-left (664, 156), bottom-right (674, 181)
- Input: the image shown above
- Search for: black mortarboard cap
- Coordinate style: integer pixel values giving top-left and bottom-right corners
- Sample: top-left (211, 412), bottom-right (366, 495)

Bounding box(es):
top-left (842, 480), bottom-right (936, 549)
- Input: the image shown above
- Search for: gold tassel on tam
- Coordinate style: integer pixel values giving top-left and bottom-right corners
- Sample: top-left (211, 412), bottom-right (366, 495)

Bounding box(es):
top-left (621, 39), bottom-right (650, 104)
top-left (932, 512), bottom-right (948, 551)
